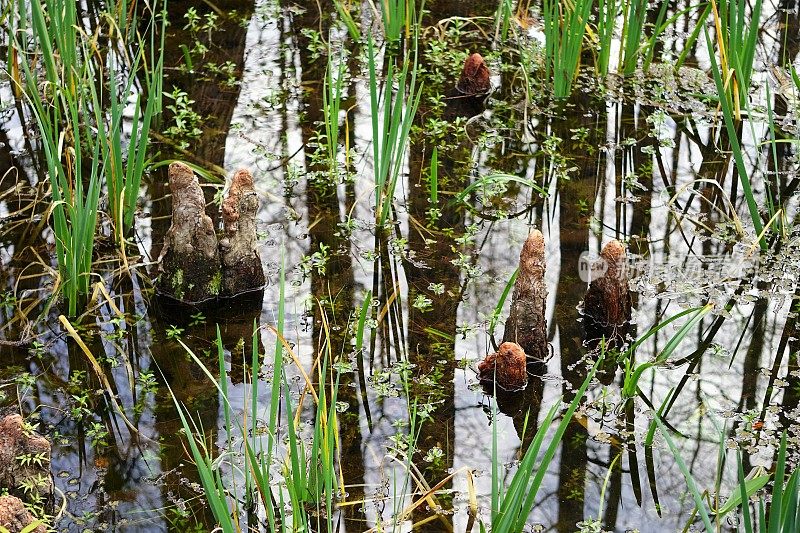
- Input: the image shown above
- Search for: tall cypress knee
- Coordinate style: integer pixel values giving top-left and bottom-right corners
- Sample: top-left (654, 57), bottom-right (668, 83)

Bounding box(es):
top-left (157, 162), bottom-right (222, 303)
top-left (220, 169), bottom-right (265, 296)
top-left (503, 230), bottom-right (549, 363)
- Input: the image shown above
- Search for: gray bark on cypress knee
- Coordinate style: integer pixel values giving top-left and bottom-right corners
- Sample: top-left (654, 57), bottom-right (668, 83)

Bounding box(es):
top-left (157, 162), bottom-right (222, 303)
top-left (502, 229), bottom-right (549, 362)
top-left (220, 168), bottom-right (265, 296)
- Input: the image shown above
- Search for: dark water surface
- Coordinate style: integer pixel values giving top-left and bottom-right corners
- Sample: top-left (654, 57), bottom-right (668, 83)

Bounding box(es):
top-left (1, 0), bottom-right (800, 531)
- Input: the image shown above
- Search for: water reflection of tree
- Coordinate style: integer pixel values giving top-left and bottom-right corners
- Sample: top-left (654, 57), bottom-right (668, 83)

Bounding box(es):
top-left (293, 10), bottom-right (369, 533)
top-left (404, 87), bottom-right (466, 533)
top-left (404, 4), bottom-right (494, 525)
top-left (142, 0), bottom-right (256, 529)
top-left (548, 91), bottom-right (607, 533)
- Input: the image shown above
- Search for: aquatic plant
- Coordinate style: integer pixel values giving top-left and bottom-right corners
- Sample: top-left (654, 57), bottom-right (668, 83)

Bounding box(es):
top-left (643, 3), bottom-right (709, 73)
top-left (596, 0), bottom-right (617, 76)
top-left (622, 305), bottom-right (712, 399)
top-left (617, 0), bottom-right (672, 75)
top-left (367, 34), bottom-right (422, 227)
top-left (379, 0), bottom-right (413, 44)
top-left (11, 0), bottom-right (103, 316)
top-left (705, 28), bottom-right (766, 249)
top-left (453, 173), bottom-right (546, 209)
top-left (102, 8), bottom-right (165, 245)
top-left (654, 419), bottom-right (799, 532)
top-left (494, 0), bottom-right (515, 42)
top-left (168, 250), bottom-right (344, 532)
top-left (323, 51), bottom-right (347, 174)
top-left (543, 0), bottom-right (592, 98)
top-left (708, 0), bottom-right (763, 118)
top-left (333, 0), bottom-right (360, 41)
top-left (489, 356), bottom-right (601, 529)
top-left (9, 0), bottom-right (164, 314)
top-left (426, 147), bottom-right (440, 224)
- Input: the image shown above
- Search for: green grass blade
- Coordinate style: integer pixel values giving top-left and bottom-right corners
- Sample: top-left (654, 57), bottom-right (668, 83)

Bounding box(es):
top-left (653, 412), bottom-right (714, 532)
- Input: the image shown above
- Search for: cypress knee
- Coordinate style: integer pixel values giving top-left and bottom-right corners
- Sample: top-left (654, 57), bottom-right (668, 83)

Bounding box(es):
top-left (478, 342), bottom-right (528, 391)
top-left (583, 239), bottom-right (631, 346)
top-left (456, 52), bottom-right (491, 96)
top-left (157, 162), bottom-right (222, 303)
top-left (220, 169), bottom-right (265, 296)
top-left (583, 240), bottom-right (632, 383)
top-left (502, 229), bottom-right (549, 363)
top-left (0, 412), bottom-right (53, 513)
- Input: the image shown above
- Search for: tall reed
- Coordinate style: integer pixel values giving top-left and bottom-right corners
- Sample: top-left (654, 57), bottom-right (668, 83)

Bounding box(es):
top-left (379, 0), bottom-right (412, 43)
top-left (12, 0), bottom-right (102, 315)
top-left (103, 12), bottom-right (165, 244)
top-left (709, 0), bottom-right (762, 118)
top-left (323, 51), bottom-right (347, 173)
top-left (495, 0), bottom-right (514, 42)
top-left (367, 33), bottom-right (422, 227)
top-left (705, 28), bottom-right (766, 250)
top-left (169, 251), bottom-right (342, 532)
top-left (10, 0), bottom-right (164, 314)
top-left (543, 0), bottom-right (592, 98)
top-left (596, 0), bottom-right (618, 77)
top-left (618, 0), bottom-right (648, 75)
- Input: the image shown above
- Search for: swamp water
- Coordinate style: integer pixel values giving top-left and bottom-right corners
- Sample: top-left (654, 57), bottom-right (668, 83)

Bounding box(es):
top-left (1, 0), bottom-right (800, 531)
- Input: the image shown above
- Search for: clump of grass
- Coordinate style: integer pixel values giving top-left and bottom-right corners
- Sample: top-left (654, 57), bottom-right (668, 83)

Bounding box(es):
top-left (168, 250), bottom-right (342, 532)
top-left (619, 0), bottom-right (648, 75)
top-left (705, 27), bottom-right (766, 250)
top-left (103, 21), bottom-right (165, 245)
top-left (708, 0), bottom-right (762, 119)
top-left (495, 0), bottom-right (515, 42)
top-left (367, 33), bottom-right (422, 227)
top-left (10, 0), bottom-right (164, 315)
top-left (323, 51), bottom-right (347, 174)
top-left (543, 0), bottom-right (592, 98)
top-left (596, 0), bottom-right (618, 77)
top-left (378, 0), bottom-right (413, 44)
top-left (12, 0), bottom-right (103, 316)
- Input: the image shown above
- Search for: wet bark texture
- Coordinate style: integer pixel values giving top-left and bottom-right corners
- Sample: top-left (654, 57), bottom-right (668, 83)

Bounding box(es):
top-left (456, 52), bottom-right (491, 95)
top-left (583, 240), bottom-right (631, 345)
top-left (478, 341), bottom-right (528, 391)
top-left (502, 230), bottom-right (549, 362)
top-left (583, 240), bottom-right (631, 384)
top-left (220, 169), bottom-right (265, 295)
top-left (157, 162), bottom-right (222, 303)
top-left (0, 496), bottom-right (46, 533)
top-left (0, 413), bottom-right (53, 512)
